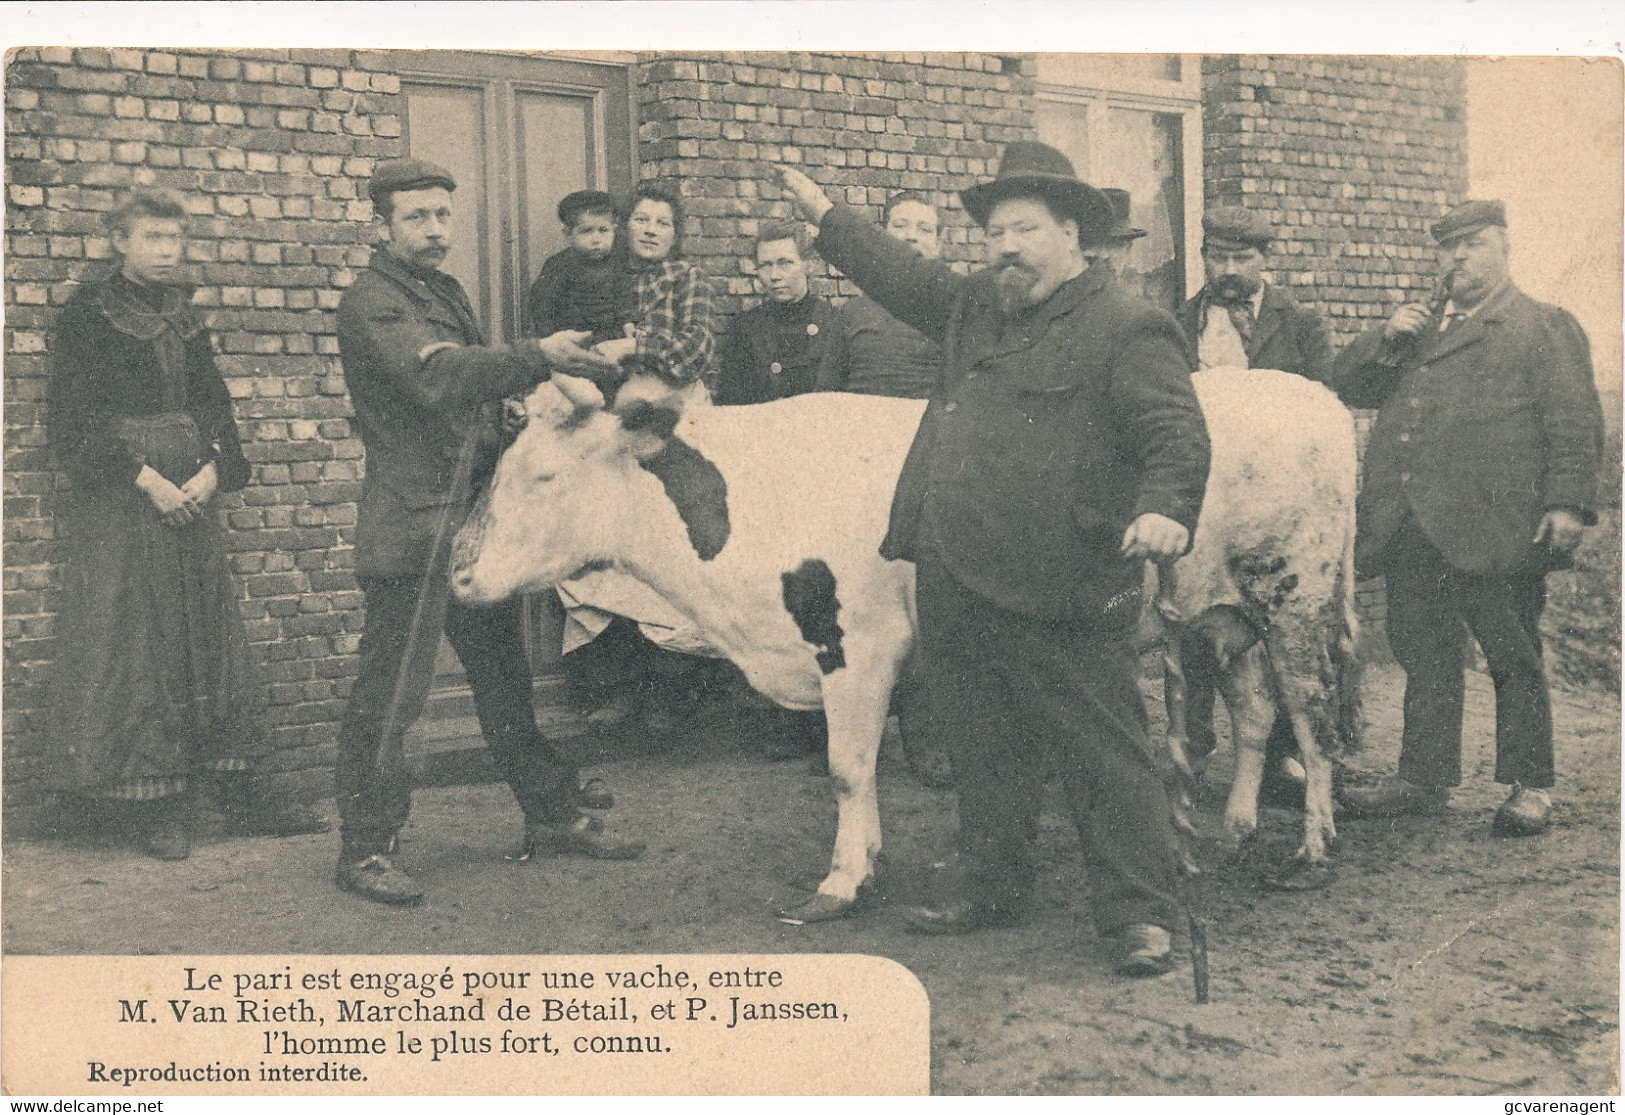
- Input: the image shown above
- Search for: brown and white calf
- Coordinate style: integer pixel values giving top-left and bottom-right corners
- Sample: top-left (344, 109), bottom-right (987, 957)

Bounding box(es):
top-left (1147, 368), bottom-right (1362, 889)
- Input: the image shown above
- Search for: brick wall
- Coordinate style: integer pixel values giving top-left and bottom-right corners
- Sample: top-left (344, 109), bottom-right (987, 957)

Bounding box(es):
top-left (633, 51), bottom-right (1039, 314)
top-left (1201, 55), bottom-right (1469, 347)
top-left (3, 47), bottom-right (406, 804)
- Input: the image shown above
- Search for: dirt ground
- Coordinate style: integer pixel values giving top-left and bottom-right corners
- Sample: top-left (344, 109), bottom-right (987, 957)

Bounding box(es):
top-left (3, 661), bottom-right (1618, 1095)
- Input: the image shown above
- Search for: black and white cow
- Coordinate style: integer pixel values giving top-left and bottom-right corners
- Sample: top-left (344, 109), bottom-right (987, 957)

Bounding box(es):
top-left (453, 373), bottom-right (925, 923)
top-left (451, 367), bottom-right (1362, 918)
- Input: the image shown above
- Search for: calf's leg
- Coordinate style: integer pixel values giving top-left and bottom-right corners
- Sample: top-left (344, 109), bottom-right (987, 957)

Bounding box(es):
top-left (1218, 642), bottom-right (1275, 851)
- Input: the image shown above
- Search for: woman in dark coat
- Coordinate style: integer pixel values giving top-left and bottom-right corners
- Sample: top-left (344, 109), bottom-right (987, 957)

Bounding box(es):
top-left (44, 188), bottom-right (325, 859)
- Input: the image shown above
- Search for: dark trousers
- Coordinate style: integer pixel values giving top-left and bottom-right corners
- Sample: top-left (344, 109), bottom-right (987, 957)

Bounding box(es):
top-left (1381, 521), bottom-right (1554, 790)
top-left (336, 575), bottom-right (578, 854)
top-left (915, 559), bottom-right (1182, 935)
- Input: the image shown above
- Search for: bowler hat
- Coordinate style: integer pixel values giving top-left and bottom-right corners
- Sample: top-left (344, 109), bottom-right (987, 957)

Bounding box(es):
top-left (960, 141), bottom-right (1113, 244)
top-left (368, 157), bottom-right (457, 204)
top-left (1202, 207), bottom-right (1273, 252)
top-left (1431, 199), bottom-right (1506, 244)
top-left (1101, 187), bottom-right (1147, 242)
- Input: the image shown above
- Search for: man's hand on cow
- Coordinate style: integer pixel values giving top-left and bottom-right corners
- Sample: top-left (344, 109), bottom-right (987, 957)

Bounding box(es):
top-left (534, 330), bottom-right (620, 376)
top-left (1121, 512), bottom-right (1190, 561)
top-left (1382, 302), bottom-right (1432, 340)
top-left (1533, 508), bottom-right (1586, 556)
top-left (776, 166), bottom-right (834, 224)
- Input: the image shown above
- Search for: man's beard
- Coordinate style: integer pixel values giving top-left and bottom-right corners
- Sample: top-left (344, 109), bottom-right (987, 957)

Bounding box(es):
top-left (994, 263), bottom-right (1035, 318)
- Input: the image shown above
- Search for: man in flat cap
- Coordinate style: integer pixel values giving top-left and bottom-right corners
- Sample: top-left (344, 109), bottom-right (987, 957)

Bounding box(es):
top-left (1332, 200), bottom-right (1604, 836)
top-left (1176, 204), bottom-right (1337, 806)
top-left (776, 142), bottom-right (1211, 977)
top-left (1179, 206), bottom-right (1332, 381)
top-left (333, 157), bottom-right (644, 905)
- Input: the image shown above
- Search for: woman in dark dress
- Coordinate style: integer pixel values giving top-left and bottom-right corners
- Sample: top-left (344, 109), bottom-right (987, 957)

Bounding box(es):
top-left (44, 188), bottom-right (326, 860)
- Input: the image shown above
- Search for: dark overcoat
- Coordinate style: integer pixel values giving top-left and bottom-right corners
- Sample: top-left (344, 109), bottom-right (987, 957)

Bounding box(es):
top-left (337, 249), bottom-right (551, 578)
top-left (714, 292), bottom-right (836, 405)
top-left (815, 205), bottom-right (1211, 622)
top-left (1330, 282), bottom-right (1604, 575)
top-left (1177, 283), bottom-right (1333, 381)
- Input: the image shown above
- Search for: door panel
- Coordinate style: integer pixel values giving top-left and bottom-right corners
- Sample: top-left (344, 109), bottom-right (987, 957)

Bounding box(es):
top-left (516, 90), bottom-right (596, 299)
top-left (390, 53), bottom-right (635, 719)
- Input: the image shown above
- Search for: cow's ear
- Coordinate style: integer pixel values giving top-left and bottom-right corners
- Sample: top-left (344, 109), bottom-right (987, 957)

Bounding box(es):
top-left (616, 399), bottom-right (680, 461)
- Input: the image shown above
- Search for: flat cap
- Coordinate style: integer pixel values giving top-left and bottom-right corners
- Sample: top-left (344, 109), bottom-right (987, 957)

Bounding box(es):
top-left (1202, 206), bottom-right (1273, 251)
top-left (1431, 199), bottom-right (1506, 244)
top-left (368, 157), bottom-right (457, 204)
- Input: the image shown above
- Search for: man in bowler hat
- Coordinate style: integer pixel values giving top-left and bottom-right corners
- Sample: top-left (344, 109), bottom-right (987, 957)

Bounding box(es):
top-left (776, 142), bottom-right (1211, 976)
top-left (333, 158), bottom-right (644, 905)
top-left (1333, 200), bottom-right (1603, 836)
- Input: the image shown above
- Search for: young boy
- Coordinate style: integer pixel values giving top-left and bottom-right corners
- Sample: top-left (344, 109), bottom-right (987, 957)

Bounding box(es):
top-left (523, 190), bottom-right (634, 347)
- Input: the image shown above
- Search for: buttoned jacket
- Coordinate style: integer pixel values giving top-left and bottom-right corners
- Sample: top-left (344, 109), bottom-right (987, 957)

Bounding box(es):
top-left (714, 292), bottom-right (836, 405)
top-left (815, 205), bottom-right (1211, 621)
top-left (1330, 282), bottom-right (1603, 575)
top-left (337, 248), bottom-right (551, 577)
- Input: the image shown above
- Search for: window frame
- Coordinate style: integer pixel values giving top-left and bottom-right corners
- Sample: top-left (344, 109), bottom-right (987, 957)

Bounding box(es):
top-left (1035, 54), bottom-right (1206, 301)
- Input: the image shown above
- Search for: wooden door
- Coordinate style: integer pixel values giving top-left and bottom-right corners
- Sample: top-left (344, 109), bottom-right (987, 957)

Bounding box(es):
top-left (381, 51), bottom-right (636, 735)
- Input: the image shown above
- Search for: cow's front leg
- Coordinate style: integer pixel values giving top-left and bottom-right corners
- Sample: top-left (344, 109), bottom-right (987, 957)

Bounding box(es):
top-left (1218, 643), bottom-right (1273, 852)
top-left (775, 669), bottom-right (889, 925)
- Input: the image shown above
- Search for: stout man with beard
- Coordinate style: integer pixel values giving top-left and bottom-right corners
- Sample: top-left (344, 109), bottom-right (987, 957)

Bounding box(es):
top-left (777, 143), bottom-right (1210, 976)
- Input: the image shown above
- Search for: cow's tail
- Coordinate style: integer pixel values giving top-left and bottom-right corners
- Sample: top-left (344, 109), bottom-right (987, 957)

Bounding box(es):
top-left (1331, 511), bottom-right (1364, 756)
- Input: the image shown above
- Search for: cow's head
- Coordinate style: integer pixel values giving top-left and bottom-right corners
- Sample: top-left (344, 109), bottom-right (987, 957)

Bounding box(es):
top-left (450, 370), bottom-right (688, 604)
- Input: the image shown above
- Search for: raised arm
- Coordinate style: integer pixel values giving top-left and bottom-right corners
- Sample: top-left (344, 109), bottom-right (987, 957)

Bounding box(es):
top-left (777, 166), bottom-right (963, 344)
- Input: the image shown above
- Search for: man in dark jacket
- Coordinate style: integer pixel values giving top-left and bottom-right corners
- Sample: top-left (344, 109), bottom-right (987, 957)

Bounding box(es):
top-left (715, 221), bottom-right (835, 405)
top-left (1177, 206), bottom-right (1338, 805)
top-left (333, 158), bottom-right (644, 905)
top-left (1178, 206), bottom-right (1332, 380)
top-left (1334, 200), bottom-right (1603, 836)
top-left (778, 142), bottom-right (1211, 977)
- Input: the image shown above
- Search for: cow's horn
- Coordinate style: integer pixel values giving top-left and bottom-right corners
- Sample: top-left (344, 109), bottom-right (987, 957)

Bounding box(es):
top-left (552, 373), bottom-right (605, 412)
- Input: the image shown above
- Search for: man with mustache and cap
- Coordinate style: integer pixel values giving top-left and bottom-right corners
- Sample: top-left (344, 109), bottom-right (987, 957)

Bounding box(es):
top-left (1179, 206), bottom-right (1333, 381)
top-left (1176, 206), bottom-right (1337, 808)
top-left (333, 157), bottom-right (645, 905)
top-left (777, 141), bottom-right (1210, 977)
top-left (1332, 199), bottom-right (1603, 837)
